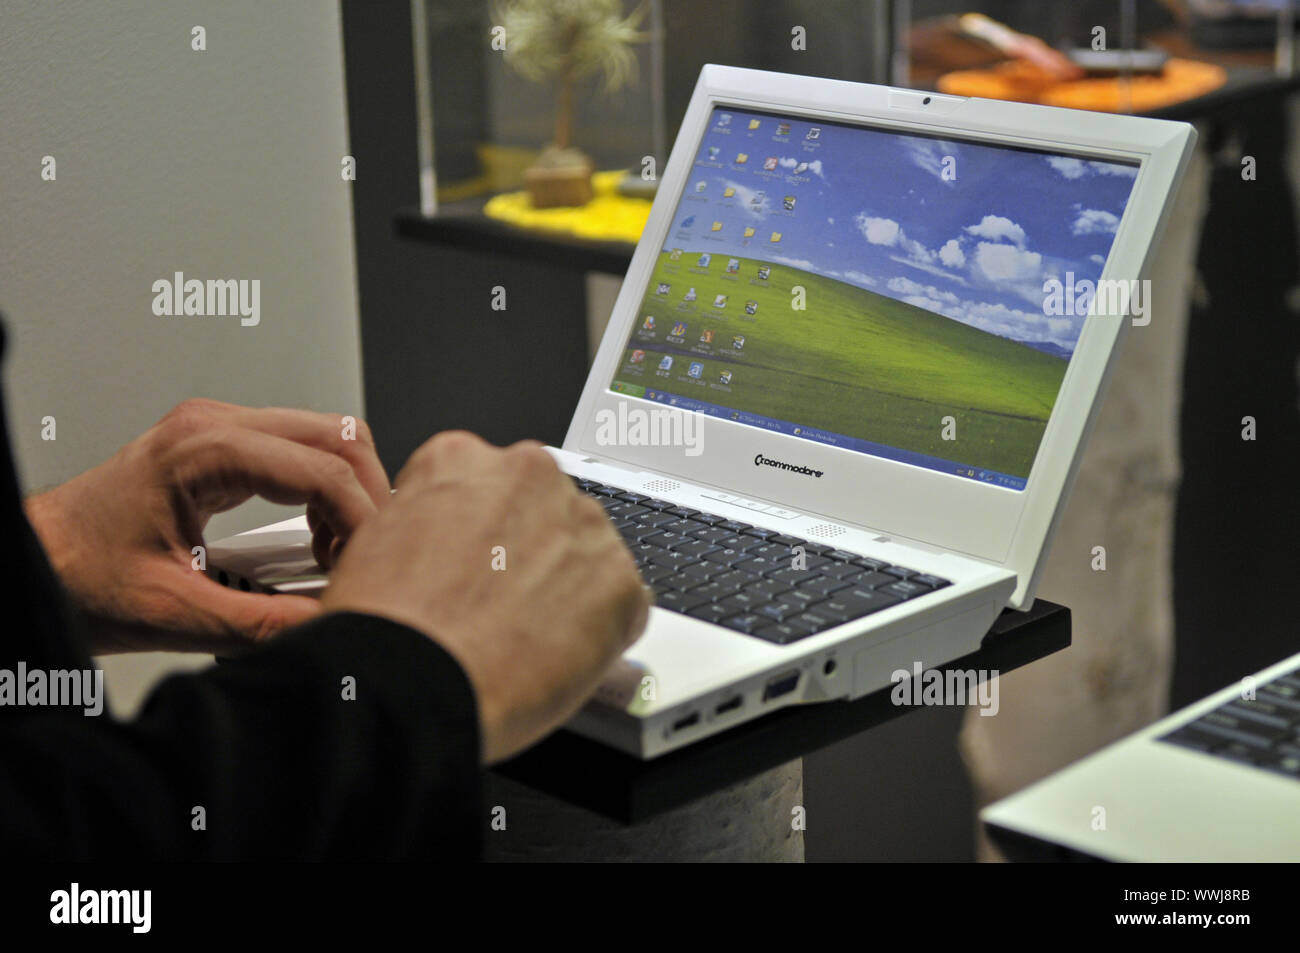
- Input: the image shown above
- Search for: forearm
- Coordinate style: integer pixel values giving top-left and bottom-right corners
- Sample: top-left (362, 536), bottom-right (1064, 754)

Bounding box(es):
top-left (0, 612), bottom-right (483, 860)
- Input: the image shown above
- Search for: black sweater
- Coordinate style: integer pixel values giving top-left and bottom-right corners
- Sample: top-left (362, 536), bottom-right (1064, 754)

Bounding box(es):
top-left (0, 323), bottom-right (482, 860)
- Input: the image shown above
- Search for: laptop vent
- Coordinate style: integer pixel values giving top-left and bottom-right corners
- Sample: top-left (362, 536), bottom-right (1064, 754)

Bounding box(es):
top-left (805, 522), bottom-right (847, 539)
top-left (642, 478), bottom-right (681, 494)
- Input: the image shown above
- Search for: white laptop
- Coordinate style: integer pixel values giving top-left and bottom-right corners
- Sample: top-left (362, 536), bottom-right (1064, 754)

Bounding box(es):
top-left (210, 65), bottom-right (1195, 759)
top-left (982, 651), bottom-right (1300, 861)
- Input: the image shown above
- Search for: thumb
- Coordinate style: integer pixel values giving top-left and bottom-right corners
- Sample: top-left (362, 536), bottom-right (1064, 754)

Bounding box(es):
top-left (172, 570), bottom-right (325, 655)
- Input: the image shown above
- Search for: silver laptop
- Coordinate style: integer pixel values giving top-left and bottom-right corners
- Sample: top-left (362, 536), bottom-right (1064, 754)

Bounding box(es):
top-left (982, 652), bottom-right (1300, 861)
top-left (210, 65), bottom-right (1195, 759)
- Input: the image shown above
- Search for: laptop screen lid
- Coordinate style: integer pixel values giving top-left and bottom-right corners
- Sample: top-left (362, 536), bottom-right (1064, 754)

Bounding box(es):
top-left (567, 65), bottom-right (1195, 607)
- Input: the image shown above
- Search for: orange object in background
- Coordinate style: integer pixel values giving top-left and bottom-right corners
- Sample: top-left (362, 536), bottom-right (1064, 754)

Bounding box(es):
top-left (938, 57), bottom-right (1227, 113)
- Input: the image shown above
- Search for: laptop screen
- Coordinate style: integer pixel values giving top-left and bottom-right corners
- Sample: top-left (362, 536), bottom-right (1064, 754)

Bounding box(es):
top-left (607, 106), bottom-right (1140, 491)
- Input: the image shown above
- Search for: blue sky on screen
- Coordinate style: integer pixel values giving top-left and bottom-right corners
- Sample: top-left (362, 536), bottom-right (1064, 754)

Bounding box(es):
top-left (673, 107), bottom-right (1139, 356)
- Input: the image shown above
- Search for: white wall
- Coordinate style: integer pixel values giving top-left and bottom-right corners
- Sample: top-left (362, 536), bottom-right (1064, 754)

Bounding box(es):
top-left (0, 1), bottom-right (362, 712)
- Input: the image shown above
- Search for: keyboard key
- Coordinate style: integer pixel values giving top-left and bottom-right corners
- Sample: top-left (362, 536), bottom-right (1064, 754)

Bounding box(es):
top-left (792, 610), bottom-right (838, 633)
top-left (769, 534), bottom-right (806, 548)
top-left (717, 520), bottom-right (751, 533)
top-left (851, 556), bottom-right (890, 571)
top-left (702, 548), bottom-right (749, 567)
top-left (679, 561), bottom-right (716, 581)
top-left (711, 569), bottom-right (760, 589)
top-left (882, 566), bottom-right (916, 580)
top-left (671, 539), bottom-right (722, 559)
top-left (722, 613), bottom-right (765, 634)
top-left (769, 567), bottom-right (826, 587)
top-left (849, 571), bottom-right (898, 589)
top-left (755, 600), bottom-right (804, 623)
top-left (686, 602), bottom-right (734, 624)
top-left (666, 506), bottom-right (699, 519)
top-left (655, 589), bottom-right (712, 612)
top-left (840, 588), bottom-right (903, 611)
top-left (799, 576), bottom-right (852, 597)
top-left (690, 526), bottom-right (735, 545)
top-left (884, 580), bottom-right (931, 600)
top-left (744, 579), bottom-right (794, 601)
top-left (753, 620), bottom-right (817, 645)
top-left (688, 581), bottom-right (738, 603)
top-left (912, 574), bottom-right (951, 590)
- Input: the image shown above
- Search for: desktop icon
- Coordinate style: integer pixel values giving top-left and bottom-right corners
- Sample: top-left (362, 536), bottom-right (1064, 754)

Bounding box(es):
top-left (658, 356), bottom-right (674, 371)
top-left (744, 300), bottom-right (758, 315)
top-left (769, 231), bottom-right (782, 242)
top-left (726, 258), bottom-right (740, 273)
top-left (776, 123), bottom-right (790, 136)
top-left (743, 226), bottom-right (755, 238)
top-left (718, 370), bottom-right (733, 385)
top-left (735, 153), bottom-right (749, 164)
top-left (757, 265), bottom-right (771, 279)
top-left (713, 294), bottom-right (729, 309)
top-left (711, 221), bottom-right (723, 232)
top-left (763, 156), bottom-right (779, 171)
top-left (642, 315), bottom-right (656, 330)
top-left (688, 362), bottom-right (704, 379)
top-left (700, 329), bottom-right (715, 344)
top-left (680, 215), bottom-right (696, 228)
top-left (683, 287), bottom-right (697, 302)
top-left (695, 181), bottom-right (707, 192)
top-left (708, 146), bottom-right (720, 159)
top-left (669, 248), bottom-right (683, 260)
top-left (732, 334), bottom-right (746, 350)
top-left (670, 321), bottom-right (688, 337)
top-left (783, 195), bottom-right (796, 210)
top-left (630, 349), bottom-right (645, 363)
top-left (718, 113), bottom-right (732, 127)
top-left (723, 186), bottom-right (736, 198)
top-left (748, 119), bottom-right (761, 130)
top-left (806, 127), bottom-right (821, 140)
top-left (794, 161), bottom-right (809, 175)
top-left (655, 283), bottom-right (671, 295)
top-left (697, 252), bottom-right (711, 268)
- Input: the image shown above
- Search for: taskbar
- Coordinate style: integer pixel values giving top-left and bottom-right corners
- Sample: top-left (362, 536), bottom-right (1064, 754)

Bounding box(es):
top-left (609, 380), bottom-right (1028, 491)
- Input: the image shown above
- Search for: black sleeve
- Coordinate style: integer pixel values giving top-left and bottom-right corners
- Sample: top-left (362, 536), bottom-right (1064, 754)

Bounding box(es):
top-left (0, 318), bottom-right (482, 860)
top-left (0, 613), bottom-right (483, 861)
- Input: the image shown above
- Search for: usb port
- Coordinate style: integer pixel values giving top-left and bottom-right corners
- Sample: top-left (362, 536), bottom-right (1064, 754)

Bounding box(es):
top-left (714, 695), bottom-right (743, 715)
top-left (762, 670), bottom-right (801, 702)
top-left (672, 711), bottom-right (700, 732)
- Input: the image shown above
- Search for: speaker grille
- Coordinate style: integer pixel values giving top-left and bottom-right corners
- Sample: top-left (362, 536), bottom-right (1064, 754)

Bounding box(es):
top-left (642, 478), bottom-right (681, 493)
top-left (805, 522), bottom-right (847, 538)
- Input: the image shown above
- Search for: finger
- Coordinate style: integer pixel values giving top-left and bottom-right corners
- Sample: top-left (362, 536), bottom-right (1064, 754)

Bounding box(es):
top-left (176, 573), bottom-right (324, 653)
top-left (395, 430), bottom-right (497, 490)
top-left (222, 406), bottom-right (391, 507)
top-left (172, 427), bottom-right (379, 549)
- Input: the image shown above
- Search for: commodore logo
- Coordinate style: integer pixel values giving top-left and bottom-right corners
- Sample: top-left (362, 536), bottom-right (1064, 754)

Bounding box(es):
top-left (754, 453), bottom-right (823, 478)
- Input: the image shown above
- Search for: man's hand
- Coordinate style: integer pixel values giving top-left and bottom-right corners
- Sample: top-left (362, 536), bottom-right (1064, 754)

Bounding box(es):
top-left (321, 431), bottom-right (650, 764)
top-left (25, 399), bottom-right (390, 655)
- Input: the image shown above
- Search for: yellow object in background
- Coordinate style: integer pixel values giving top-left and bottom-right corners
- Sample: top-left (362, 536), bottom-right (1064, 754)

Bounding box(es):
top-left (483, 170), bottom-right (652, 244)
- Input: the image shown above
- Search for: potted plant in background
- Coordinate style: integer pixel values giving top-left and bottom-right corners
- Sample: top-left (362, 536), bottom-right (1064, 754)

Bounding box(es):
top-left (496, 0), bottom-right (647, 208)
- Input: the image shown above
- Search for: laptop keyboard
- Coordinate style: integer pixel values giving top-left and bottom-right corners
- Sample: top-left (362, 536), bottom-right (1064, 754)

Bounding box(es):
top-left (1160, 670), bottom-right (1300, 780)
top-left (575, 478), bottom-right (950, 646)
